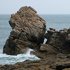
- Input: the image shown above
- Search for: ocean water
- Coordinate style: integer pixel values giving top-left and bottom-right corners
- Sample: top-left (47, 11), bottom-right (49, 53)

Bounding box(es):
top-left (42, 15), bottom-right (70, 30)
top-left (0, 15), bottom-right (11, 53)
top-left (0, 15), bottom-right (70, 65)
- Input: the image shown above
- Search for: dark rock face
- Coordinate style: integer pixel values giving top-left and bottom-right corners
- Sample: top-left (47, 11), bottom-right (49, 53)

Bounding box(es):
top-left (3, 6), bottom-right (46, 55)
top-left (44, 28), bottom-right (70, 54)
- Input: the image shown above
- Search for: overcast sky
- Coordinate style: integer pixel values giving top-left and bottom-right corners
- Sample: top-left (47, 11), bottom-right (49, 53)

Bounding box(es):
top-left (0, 0), bottom-right (70, 14)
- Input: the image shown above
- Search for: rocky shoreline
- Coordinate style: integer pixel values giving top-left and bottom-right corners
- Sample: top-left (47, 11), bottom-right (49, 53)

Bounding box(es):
top-left (0, 53), bottom-right (70, 70)
top-left (0, 6), bottom-right (70, 70)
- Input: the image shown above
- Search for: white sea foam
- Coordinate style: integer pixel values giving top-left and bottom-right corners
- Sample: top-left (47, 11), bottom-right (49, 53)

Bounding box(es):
top-left (43, 38), bottom-right (47, 44)
top-left (0, 48), bottom-right (40, 65)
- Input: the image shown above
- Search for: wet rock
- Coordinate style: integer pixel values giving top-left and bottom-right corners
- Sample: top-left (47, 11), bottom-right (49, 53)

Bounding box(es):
top-left (55, 63), bottom-right (70, 70)
top-left (3, 6), bottom-right (46, 55)
top-left (40, 44), bottom-right (57, 54)
top-left (0, 60), bottom-right (54, 70)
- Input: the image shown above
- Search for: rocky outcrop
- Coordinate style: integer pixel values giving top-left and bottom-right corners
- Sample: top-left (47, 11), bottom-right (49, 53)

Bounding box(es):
top-left (3, 6), bottom-right (46, 55)
top-left (44, 28), bottom-right (70, 54)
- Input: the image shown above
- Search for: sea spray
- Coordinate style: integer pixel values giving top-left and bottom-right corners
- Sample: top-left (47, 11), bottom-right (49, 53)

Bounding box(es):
top-left (0, 48), bottom-right (40, 65)
top-left (43, 38), bottom-right (47, 44)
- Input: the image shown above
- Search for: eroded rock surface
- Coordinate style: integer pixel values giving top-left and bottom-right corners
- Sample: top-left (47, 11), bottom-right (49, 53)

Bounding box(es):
top-left (44, 28), bottom-right (70, 54)
top-left (3, 6), bottom-right (46, 55)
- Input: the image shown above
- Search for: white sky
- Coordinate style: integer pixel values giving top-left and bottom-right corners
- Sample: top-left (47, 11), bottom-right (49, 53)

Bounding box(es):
top-left (0, 0), bottom-right (70, 14)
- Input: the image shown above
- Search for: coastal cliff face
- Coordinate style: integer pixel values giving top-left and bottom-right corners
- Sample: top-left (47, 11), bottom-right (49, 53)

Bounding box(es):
top-left (3, 6), bottom-right (46, 55)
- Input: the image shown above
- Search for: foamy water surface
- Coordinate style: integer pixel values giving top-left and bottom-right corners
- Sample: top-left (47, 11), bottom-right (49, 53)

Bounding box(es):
top-left (0, 49), bottom-right (40, 65)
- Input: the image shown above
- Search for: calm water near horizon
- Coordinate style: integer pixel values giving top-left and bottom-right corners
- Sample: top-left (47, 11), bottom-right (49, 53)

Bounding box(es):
top-left (41, 15), bottom-right (70, 30)
top-left (0, 14), bottom-right (70, 65)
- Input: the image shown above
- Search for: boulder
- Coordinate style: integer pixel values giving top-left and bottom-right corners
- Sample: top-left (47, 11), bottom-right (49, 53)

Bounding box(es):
top-left (3, 6), bottom-right (46, 55)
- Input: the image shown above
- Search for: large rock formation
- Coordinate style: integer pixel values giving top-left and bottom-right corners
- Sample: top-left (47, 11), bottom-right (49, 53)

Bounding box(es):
top-left (3, 6), bottom-right (46, 55)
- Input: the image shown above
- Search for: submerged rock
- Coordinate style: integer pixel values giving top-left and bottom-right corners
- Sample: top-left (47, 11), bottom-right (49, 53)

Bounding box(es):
top-left (3, 6), bottom-right (46, 55)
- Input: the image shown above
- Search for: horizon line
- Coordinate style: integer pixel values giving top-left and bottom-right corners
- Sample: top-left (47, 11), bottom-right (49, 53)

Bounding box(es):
top-left (0, 14), bottom-right (70, 15)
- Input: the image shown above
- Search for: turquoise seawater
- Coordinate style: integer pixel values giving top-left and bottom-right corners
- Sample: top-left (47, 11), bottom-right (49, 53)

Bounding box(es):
top-left (0, 15), bottom-right (70, 65)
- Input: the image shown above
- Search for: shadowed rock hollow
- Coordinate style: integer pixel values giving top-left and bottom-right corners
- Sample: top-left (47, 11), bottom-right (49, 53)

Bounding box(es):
top-left (3, 6), bottom-right (46, 55)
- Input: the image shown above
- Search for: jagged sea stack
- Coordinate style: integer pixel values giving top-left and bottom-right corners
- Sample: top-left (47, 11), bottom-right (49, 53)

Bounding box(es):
top-left (3, 6), bottom-right (46, 55)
